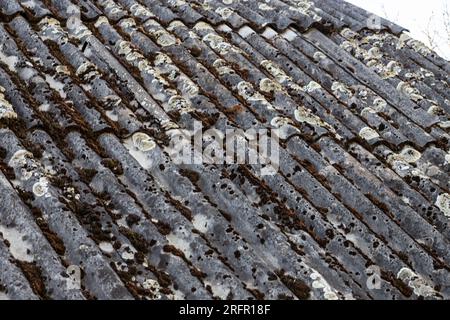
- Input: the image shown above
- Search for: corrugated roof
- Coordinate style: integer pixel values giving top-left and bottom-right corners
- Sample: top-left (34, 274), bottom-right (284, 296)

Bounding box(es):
top-left (0, 0), bottom-right (449, 300)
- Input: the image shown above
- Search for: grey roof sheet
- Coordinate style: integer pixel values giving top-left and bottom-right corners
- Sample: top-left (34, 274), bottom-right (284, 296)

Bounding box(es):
top-left (0, 0), bottom-right (449, 300)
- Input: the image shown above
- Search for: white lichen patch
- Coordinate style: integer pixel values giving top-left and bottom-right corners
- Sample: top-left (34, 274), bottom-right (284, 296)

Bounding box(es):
top-left (435, 194), bottom-right (450, 218)
top-left (270, 116), bottom-right (298, 139)
top-left (0, 87), bottom-right (17, 119)
top-left (303, 81), bottom-right (322, 93)
top-left (0, 225), bottom-right (34, 262)
top-left (340, 41), bottom-right (355, 52)
top-left (361, 107), bottom-right (377, 118)
top-left (215, 7), bottom-right (233, 19)
top-left (386, 61), bottom-right (402, 74)
top-left (68, 18), bottom-right (92, 40)
top-left (142, 279), bottom-right (162, 299)
top-left (259, 78), bottom-right (283, 93)
top-left (153, 30), bottom-right (177, 47)
top-left (124, 137), bottom-right (153, 169)
top-left (94, 16), bottom-right (109, 28)
top-left (178, 78), bottom-right (199, 98)
top-left (372, 97), bottom-right (387, 112)
top-left (331, 81), bottom-right (353, 98)
top-left (38, 103), bottom-right (50, 112)
top-left (313, 51), bottom-right (327, 62)
top-left (129, 3), bottom-right (154, 18)
top-left (118, 18), bottom-right (136, 30)
top-left (192, 214), bottom-right (211, 233)
top-left (294, 106), bottom-right (334, 132)
top-left (117, 40), bottom-right (132, 56)
top-left (120, 245), bottom-right (136, 261)
top-left (260, 60), bottom-right (290, 83)
top-left (237, 81), bottom-right (264, 102)
top-left (397, 267), bottom-right (440, 298)
top-left (444, 152), bottom-right (450, 165)
top-left (366, 47), bottom-right (383, 60)
top-left (105, 110), bottom-right (118, 122)
top-left (0, 45), bottom-right (19, 72)
top-left (202, 33), bottom-right (238, 55)
top-left (167, 95), bottom-right (193, 114)
top-left (55, 65), bottom-right (70, 76)
top-left (399, 147), bottom-right (422, 163)
top-left (406, 38), bottom-right (432, 55)
top-left (166, 232), bottom-right (192, 259)
top-left (32, 177), bottom-right (50, 197)
top-left (99, 241), bottom-right (115, 254)
top-left (75, 61), bottom-right (99, 81)
top-left (388, 157), bottom-right (411, 177)
top-left (193, 21), bottom-right (214, 32)
top-left (396, 81), bottom-right (423, 101)
top-left (8, 150), bottom-right (34, 180)
top-left (212, 59), bottom-right (234, 75)
top-left (310, 271), bottom-right (339, 300)
top-left (39, 17), bottom-right (67, 42)
top-left (380, 60), bottom-right (402, 79)
top-left (258, 3), bottom-right (273, 10)
top-left (45, 75), bottom-right (66, 99)
top-left (154, 52), bottom-right (172, 66)
top-left (426, 105), bottom-right (444, 116)
top-left (358, 127), bottom-right (380, 141)
top-left (340, 28), bottom-right (358, 39)
top-left (132, 132), bottom-right (156, 152)
top-left (438, 121), bottom-right (450, 129)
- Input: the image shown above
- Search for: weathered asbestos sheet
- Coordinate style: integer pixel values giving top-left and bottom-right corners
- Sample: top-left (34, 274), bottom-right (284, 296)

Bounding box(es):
top-left (0, 0), bottom-right (449, 300)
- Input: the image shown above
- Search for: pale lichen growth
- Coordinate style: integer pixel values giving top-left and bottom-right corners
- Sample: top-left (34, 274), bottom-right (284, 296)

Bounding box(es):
top-left (237, 81), bottom-right (265, 102)
top-left (270, 116), bottom-right (298, 139)
top-left (32, 177), bottom-right (50, 197)
top-left (303, 81), bottom-right (322, 93)
top-left (129, 3), bottom-right (154, 18)
top-left (260, 60), bottom-right (291, 83)
top-left (396, 81), bottom-right (423, 101)
top-left (132, 132), bottom-right (156, 152)
top-left (8, 150), bottom-right (35, 181)
top-left (153, 30), bottom-right (177, 47)
top-left (167, 96), bottom-right (194, 114)
top-left (310, 271), bottom-right (339, 300)
top-left (372, 97), bottom-right (387, 112)
top-left (358, 127), bottom-right (380, 141)
top-left (331, 81), bottom-right (353, 99)
top-left (0, 87), bottom-right (17, 120)
top-left (313, 51), bottom-right (327, 62)
top-left (399, 147), bottom-right (422, 163)
top-left (213, 58), bottom-right (234, 75)
top-left (259, 78), bottom-right (283, 93)
top-left (0, 225), bottom-right (34, 262)
top-left (215, 7), bottom-right (233, 19)
top-left (435, 193), bottom-right (450, 218)
top-left (202, 33), bottom-right (240, 55)
top-left (294, 106), bottom-right (335, 133)
top-left (397, 267), bottom-right (441, 298)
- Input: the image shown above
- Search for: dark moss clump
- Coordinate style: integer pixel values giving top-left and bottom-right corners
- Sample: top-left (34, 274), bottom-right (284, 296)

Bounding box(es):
top-left (119, 227), bottom-right (150, 254)
top-left (276, 270), bottom-right (311, 300)
top-left (101, 158), bottom-right (123, 175)
top-left (16, 261), bottom-right (49, 299)
top-left (78, 168), bottom-right (98, 184)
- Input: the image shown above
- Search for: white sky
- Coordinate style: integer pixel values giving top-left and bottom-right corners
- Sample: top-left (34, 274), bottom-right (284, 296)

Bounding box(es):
top-left (345, 0), bottom-right (450, 60)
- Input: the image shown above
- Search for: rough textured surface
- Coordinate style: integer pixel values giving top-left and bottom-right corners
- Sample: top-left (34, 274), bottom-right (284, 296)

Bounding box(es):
top-left (0, 0), bottom-right (449, 300)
